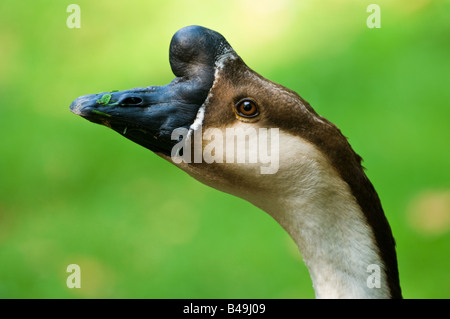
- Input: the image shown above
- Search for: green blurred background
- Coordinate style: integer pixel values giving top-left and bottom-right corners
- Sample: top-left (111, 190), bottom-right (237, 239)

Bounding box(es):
top-left (0, 0), bottom-right (449, 298)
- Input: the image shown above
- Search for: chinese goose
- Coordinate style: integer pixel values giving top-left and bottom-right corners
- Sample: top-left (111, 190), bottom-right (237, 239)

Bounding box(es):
top-left (70, 25), bottom-right (402, 299)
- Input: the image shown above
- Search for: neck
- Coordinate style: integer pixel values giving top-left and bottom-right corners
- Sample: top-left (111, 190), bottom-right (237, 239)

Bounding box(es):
top-left (176, 129), bottom-right (401, 298)
top-left (273, 189), bottom-right (391, 299)
top-left (249, 136), bottom-right (397, 298)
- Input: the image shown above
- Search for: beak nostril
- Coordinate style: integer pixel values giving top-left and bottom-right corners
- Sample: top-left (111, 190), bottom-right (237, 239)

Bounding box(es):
top-left (121, 96), bottom-right (143, 105)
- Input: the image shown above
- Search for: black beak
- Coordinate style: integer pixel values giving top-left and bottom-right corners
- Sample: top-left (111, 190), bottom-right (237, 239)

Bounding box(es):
top-left (70, 25), bottom-right (236, 155)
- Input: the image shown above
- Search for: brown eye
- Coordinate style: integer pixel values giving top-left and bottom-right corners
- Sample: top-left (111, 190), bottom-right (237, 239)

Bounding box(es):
top-left (235, 98), bottom-right (259, 118)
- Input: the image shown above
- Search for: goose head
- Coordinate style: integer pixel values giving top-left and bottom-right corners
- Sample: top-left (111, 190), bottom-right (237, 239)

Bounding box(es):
top-left (70, 25), bottom-right (401, 299)
top-left (69, 25), bottom-right (327, 198)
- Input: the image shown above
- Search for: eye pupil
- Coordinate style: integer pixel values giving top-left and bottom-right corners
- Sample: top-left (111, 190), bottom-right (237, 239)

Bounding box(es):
top-left (243, 101), bottom-right (253, 112)
top-left (235, 98), bottom-right (259, 118)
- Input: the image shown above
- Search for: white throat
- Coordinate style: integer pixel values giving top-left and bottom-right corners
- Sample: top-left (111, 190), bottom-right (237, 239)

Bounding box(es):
top-left (174, 124), bottom-right (393, 298)
top-left (249, 133), bottom-right (392, 298)
top-left (272, 190), bottom-right (390, 298)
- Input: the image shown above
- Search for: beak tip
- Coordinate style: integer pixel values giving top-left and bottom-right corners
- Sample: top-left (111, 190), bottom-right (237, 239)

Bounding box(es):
top-left (69, 94), bottom-right (98, 116)
top-left (69, 101), bottom-right (82, 115)
top-left (69, 101), bottom-right (83, 116)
